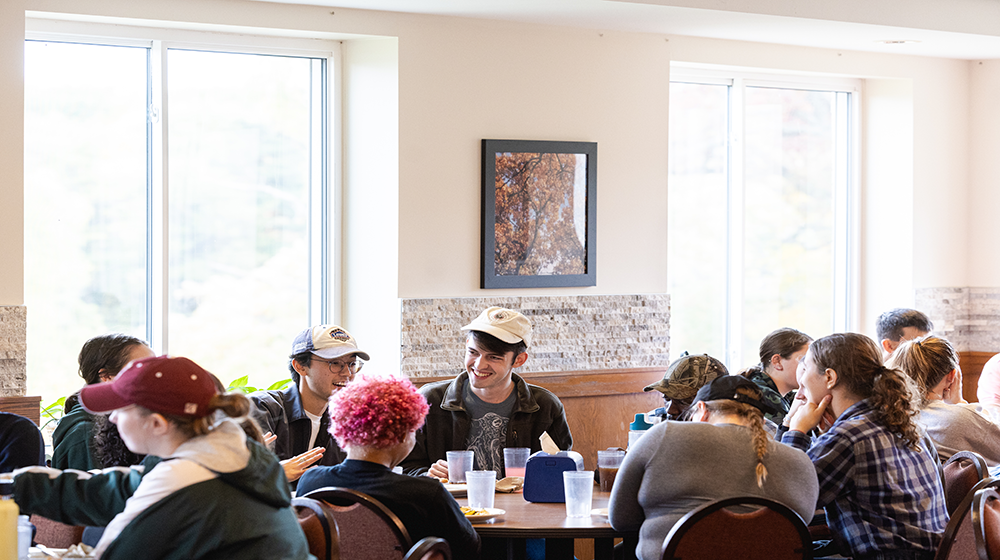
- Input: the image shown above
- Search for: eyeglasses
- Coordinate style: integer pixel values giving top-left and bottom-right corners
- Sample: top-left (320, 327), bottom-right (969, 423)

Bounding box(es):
top-left (312, 357), bottom-right (364, 374)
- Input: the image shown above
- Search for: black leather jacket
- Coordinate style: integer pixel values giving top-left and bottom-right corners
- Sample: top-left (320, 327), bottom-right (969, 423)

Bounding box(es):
top-left (249, 384), bottom-right (347, 469)
top-left (400, 372), bottom-right (573, 475)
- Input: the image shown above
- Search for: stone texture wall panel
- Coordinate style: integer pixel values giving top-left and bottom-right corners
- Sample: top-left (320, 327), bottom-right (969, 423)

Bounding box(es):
top-left (0, 306), bottom-right (27, 396)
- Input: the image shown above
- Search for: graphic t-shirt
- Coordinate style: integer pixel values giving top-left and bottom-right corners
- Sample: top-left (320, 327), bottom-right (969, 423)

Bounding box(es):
top-left (463, 383), bottom-right (516, 477)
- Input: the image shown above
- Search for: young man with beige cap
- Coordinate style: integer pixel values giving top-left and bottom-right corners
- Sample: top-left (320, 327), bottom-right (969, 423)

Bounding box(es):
top-left (400, 306), bottom-right (573, 479)
top-left (250, 324), bottom-right (370, 483)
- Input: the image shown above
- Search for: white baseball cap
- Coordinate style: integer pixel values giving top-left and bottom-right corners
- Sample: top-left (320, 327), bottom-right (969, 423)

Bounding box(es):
top-left (291, 325), bottom-right (371, 361)
top-left (461, 307), bottom-right (532, 347)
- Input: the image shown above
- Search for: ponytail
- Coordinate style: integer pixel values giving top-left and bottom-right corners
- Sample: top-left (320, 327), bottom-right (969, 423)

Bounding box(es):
top-left (869, 365), bottom-right (923, 450)
top-left (158, 392), bottom-right (252, 439)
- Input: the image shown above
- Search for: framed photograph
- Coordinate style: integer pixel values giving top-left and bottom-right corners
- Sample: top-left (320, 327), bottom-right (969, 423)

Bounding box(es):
top-left (481, 139), bottom-right (597, 289)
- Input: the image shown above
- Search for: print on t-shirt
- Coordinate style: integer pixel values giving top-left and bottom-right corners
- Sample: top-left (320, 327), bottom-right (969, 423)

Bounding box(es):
top-left (467, 413), bottom-right (509, 475)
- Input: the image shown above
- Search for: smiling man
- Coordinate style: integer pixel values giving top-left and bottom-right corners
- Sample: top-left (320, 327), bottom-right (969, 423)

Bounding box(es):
top-left (400, 307), bottom-right (572, 479)
top-left (250, 325), bottom-right (370, 484)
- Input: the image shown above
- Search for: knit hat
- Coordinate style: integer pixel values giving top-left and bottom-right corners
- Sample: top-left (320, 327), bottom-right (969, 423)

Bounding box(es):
top-left (644, 352), bottom-right (728, 400)
top-left (461, 307), bottom-right (532, 347)
top-left (292, 325), bottom-right (371, 361)
top-left (80, 356), bottom-right (218, 418)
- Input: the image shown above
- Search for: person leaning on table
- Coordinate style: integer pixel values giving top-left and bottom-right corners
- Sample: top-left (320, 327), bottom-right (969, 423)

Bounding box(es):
top-left (12, 355), bottom-right (312, 560)
top-left (609, 375), bottom-right (819, 560)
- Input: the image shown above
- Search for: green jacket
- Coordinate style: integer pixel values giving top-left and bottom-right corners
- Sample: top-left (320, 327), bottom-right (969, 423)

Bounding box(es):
top-left (50, 401), bottom-right (99, 471)
top-left (15, 420), bottom-right (313, 560)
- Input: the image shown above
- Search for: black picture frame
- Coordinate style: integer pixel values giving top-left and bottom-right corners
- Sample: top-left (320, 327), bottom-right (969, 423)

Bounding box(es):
top-left (481, 139), bottom-right (597, 289)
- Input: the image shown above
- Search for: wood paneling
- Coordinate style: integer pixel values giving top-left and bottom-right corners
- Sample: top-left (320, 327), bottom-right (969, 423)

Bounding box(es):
top-left (959, 351), bottom-right (997, 403)
top-left (0, 396), bottom-right (41, 425)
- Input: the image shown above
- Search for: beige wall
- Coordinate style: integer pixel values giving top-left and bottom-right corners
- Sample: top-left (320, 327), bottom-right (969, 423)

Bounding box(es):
top-left (1, 0), bottom-right (24, 306)
top-left (7, 0), bottom-right (993, 367)
top-left (969, 60), bottom-right (1000, 287)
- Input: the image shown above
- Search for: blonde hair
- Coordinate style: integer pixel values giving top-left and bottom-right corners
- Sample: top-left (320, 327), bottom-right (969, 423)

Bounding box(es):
top-left (701, 399), bottom-right (771, 488)
top-left (887, 336), bottom-right (959, 405)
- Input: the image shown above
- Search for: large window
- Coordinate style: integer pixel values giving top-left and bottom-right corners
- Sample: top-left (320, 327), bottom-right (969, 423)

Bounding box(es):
top-left (25, 29), bottom-right (336, 403)
top-left (667, 70), bottom-right (857, 370)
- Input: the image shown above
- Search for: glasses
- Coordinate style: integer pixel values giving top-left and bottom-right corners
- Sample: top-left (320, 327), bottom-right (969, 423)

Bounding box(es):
top-left (312, 357), bottom-right (364, 375)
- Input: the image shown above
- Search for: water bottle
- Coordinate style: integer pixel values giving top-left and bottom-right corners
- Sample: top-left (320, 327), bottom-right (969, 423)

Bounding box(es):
top-left (628, 413), bottom-right (652, 449)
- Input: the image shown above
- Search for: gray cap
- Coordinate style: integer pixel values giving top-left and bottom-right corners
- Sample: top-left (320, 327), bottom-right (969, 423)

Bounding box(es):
top-left (644, 353), bottom-right (728, 400)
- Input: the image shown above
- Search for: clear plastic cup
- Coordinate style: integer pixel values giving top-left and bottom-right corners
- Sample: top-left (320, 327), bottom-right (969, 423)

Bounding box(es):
top-left (503, 447), bottom-right (530, 478)
top-left (465, 470), bottom-right (497, 510)
top-left (597, 449), bottom-right (626, 492)
top-left (446, 450), bottom-right (474, 483)
top-left (563, 470), bottom-right (594, 518)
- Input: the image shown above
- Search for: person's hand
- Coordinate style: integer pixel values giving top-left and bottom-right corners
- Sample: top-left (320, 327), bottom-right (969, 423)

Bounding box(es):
top-left (784, 395), bottom-right (807, 428)
top-left (262, 431), bottom-right (277, 447)
top-left (427, 459), bottom-right (449, 480)
top-left (944, 368), bottom-right (967, 405)
top-left (280, 447), bottom-right (325, 482)
top-left (787, 395), bottom-right (832, 434)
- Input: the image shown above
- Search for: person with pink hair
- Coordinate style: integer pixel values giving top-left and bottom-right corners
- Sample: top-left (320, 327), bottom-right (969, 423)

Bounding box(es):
top-left (296, 375), bottom-right (480, 559)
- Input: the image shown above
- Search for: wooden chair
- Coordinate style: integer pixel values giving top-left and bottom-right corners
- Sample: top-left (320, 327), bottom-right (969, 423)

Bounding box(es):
top-left (403, 537), bottom-right (451, 560)
top-left (935, 478), bottom-right (996, 560)
top-left (974, 487), bottom-right (1000, 560)
top-left (292, 496), bottom-right (340, 560)
top-left (661, 496), bottom-right (812, 560)
top-left (944, 452), bottom-right (991, 516)
top-left (303, 487), bottom-right (411, 560)
top-left (28, 514), bottom-right (85, 548)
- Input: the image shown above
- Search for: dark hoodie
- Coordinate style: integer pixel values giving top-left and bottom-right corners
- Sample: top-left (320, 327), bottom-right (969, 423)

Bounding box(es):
top-left (15, 419), bottom-right (313, 560)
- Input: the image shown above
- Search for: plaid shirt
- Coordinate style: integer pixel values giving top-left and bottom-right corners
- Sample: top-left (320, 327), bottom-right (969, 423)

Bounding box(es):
top-left (781, 399), bottom-right (948, 558)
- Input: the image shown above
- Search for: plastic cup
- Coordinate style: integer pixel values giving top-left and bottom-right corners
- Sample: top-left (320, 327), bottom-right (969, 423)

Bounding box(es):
top-left (465, 471), bottom-right (497, 510)
top-left (597, 449), bottom-right (626, 492)
top-left (503, 447), bottom-right (530, 478)
top-left (563, 470), bottom-right (594, 518)
top-left (446, 450), bottom-right (474, 483)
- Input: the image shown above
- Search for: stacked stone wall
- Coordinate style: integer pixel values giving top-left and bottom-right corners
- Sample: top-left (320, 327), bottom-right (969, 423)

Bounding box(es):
top-left (0, 306), bottom-right (27, 396)
top-left (916, 287), bottom-right (1000, 352)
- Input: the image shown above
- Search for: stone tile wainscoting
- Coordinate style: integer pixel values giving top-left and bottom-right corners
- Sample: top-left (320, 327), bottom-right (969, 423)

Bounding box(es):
top-left (916, 287), bottom-right (1000, 352)
top-left (400, 294), bottom-right (670, 378)
top-left (0, 306), bottom-right (27, 396)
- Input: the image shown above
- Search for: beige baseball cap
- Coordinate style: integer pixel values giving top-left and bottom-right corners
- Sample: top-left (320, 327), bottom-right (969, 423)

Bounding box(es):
top-left (461, 307), bottom-right (532, 347)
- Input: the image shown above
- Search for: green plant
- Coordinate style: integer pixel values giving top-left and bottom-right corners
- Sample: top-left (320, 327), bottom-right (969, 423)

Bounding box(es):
top-left (40, 396), bottom-right (67, 430)
top-left (226, 376), bottom-right (293, 394)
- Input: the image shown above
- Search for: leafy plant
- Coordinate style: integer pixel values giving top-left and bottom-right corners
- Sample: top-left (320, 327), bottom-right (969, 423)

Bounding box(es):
top-left (40, 396), bottom-right (67, 430)
top-left (226, 376), bottom-right (293, 394)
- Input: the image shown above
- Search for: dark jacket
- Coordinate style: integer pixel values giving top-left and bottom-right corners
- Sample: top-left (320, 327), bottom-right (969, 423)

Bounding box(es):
top-left (400, 372), bottom-right (573, 475)
top-left (51, 401), bottom-right (99, 471)
top-left (0, 412), bottom-right (45, 473)
top-left (249, 384), bottom-right (346, 469)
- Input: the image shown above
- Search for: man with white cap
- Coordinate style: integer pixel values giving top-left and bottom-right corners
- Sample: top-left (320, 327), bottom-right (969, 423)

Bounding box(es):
top-left (250, 325), bottom-right (370, 482)
top-left (400, 306), bottom-right (572, 479)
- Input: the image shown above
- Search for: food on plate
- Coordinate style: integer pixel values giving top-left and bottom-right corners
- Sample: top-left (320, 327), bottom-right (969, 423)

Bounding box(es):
top-left (460, 506), bottom-right (489, 517)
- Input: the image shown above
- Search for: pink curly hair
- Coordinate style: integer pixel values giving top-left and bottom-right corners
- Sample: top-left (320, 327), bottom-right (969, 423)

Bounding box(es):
top-left (329, 375), bottom-right (430, 449)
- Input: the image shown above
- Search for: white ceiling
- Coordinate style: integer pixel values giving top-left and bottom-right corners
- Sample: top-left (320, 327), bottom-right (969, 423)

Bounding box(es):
top-left (258, 0), bottom-right (1000, 60)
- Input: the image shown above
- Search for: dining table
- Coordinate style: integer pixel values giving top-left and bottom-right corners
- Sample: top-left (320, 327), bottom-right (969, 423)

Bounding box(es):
top-left (458, 490), bottom-right (638, 560)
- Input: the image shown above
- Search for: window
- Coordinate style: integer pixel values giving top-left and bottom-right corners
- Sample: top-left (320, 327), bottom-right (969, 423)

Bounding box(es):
top-left (667, 69), bottom-right (857, 370)
top-left (25, 28), bottom-right (337, 402)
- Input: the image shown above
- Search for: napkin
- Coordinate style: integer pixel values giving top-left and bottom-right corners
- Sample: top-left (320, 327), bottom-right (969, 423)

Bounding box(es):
top-left (540, 431), bottom-right (560, 454)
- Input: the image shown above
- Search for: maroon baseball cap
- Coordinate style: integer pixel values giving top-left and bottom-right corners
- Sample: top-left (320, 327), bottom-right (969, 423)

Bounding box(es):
top-left (80, 356), bottom-right (218, 418)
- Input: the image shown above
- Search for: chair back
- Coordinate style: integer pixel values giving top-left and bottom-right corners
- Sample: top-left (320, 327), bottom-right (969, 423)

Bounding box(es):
top-left (935, 478), bottom-right (993, 560)
top-left (944, 451), bottom-right (990, 516)
top-left (403, 537), bottom-right (451, 560)
top-left (292, 496), bottom-right (340, 560)
top-left (303, 486), bottom-right (412, 560)
top-left (28, 514), bottom-right (85, 548)
top-left (661, 496), bottom-right (812, 560)
top-left (974, 487), bottom-right (1000, 560)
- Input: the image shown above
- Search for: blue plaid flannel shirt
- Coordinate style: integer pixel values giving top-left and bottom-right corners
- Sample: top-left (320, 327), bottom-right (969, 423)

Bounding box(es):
top-left (781, 399), bottom-right (948, 558)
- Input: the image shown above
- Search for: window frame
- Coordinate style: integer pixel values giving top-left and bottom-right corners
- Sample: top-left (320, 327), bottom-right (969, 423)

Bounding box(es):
top-left (25, 18), bottom-right (343, 355)
top-left (668, 65), bottom-right (862, 369)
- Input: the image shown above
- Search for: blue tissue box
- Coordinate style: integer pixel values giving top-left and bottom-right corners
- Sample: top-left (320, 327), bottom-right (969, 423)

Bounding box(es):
top-left (523, 451), bottom-right (585, 503)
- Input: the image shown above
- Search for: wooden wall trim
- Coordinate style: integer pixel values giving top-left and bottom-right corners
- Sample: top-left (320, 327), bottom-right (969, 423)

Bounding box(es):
top-left (410, 367), bottom-right (667, 397)
top-left (0, 396), bottom-right (42, 426)
top-left (960, 351), bottom-right (997, 403)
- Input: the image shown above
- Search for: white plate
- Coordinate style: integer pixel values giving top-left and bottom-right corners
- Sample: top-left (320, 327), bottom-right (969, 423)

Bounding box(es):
top-left (443, 482), bottom-right (467, 497)
top-left (464, 507), bottom-right (505, 523)
top-left (591, 507), bottom-right (609, 518)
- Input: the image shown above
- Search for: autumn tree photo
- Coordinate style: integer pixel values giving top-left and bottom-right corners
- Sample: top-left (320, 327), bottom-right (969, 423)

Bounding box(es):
top-left (493, 151), bottom-right (587, 276)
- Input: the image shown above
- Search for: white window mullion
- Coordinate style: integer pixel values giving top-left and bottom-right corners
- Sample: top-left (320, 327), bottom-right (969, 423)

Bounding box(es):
top-left (727, 79), bottom-right (746, 370)
top-left (149, 40), bottom-right (168, 354)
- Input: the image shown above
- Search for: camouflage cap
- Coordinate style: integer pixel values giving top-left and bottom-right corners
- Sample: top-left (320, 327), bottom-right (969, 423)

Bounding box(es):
top-left (644, 353), bottom-right (729, 400)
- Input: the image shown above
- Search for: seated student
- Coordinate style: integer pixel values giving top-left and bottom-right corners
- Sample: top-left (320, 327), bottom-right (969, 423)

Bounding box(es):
top-left (52, 334), bottom-right (155, 470)
top-left (296, 375), bottom-right (480, 559)
top-left (782, 333), bottom-right (947, 560)
top-left (0, 412), bottom-right (45, 472)
top-left (13, 356), bottom-right (311, 560)
top-left (740, 327), bottom-right (812, 426)
top-left (876, 308), bottom-right (933, 358)
top-left (610, 376), bottom-right (818, 560)
top-left (888, 336), bottom-right (1000, 466)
